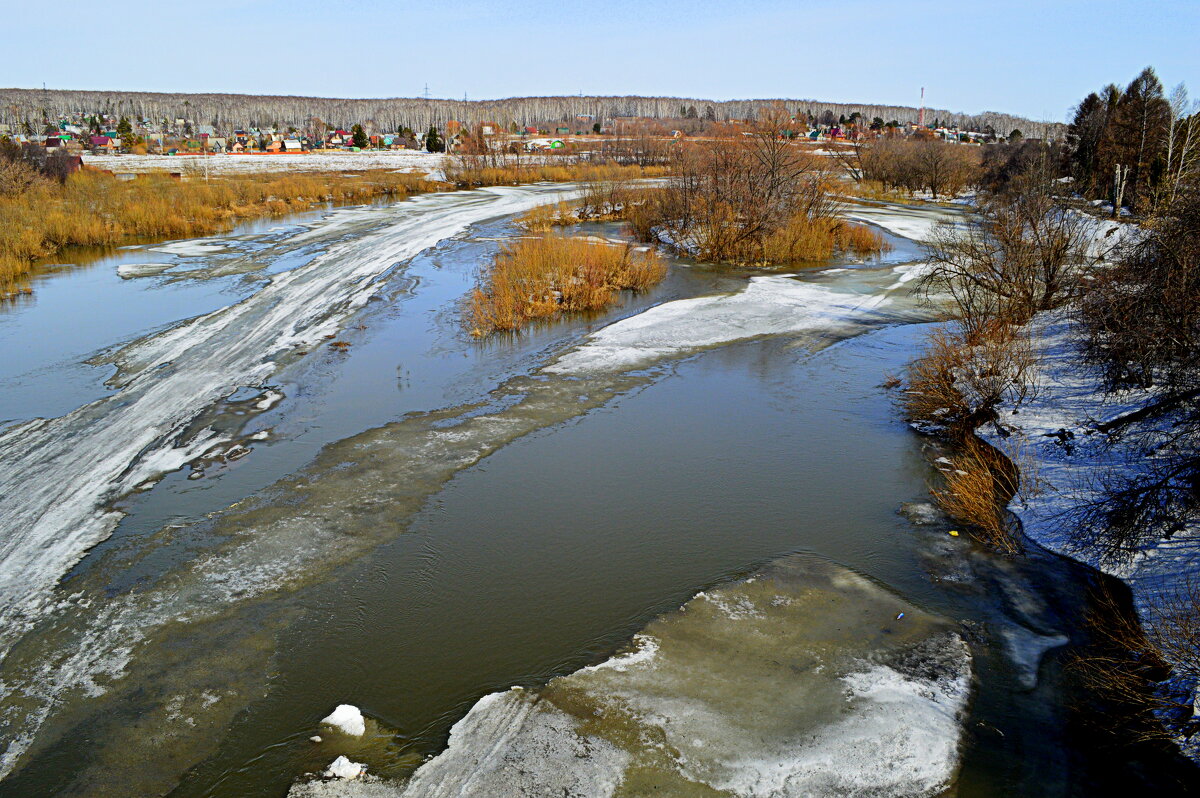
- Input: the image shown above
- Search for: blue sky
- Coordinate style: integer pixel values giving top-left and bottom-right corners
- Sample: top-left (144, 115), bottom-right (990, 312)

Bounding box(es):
top-left (5, 0), bottom-right (1197, 122)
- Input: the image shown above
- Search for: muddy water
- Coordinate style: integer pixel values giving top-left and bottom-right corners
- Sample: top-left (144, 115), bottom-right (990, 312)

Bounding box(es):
top-left (0, 193), bottom-right (1194, 796)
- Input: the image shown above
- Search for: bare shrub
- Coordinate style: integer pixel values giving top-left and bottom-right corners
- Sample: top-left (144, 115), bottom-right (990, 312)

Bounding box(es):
top-left (920, 189), bottom-right (1096, 338)
top-left (629, 105), bottom-right (888, 266)
top-left (1073, 579), bottom-right (1200, 743)
top-left (903, 323), bottom-right (1038, 435)
top-left (0, 158), bottom-right (43, 197)
top-left (860, 138), bottom-right (981, 199)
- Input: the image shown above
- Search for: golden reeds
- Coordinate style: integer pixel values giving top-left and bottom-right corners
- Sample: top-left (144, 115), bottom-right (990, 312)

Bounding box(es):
top-left (0, 169), bottom-right (432, 293)
top-left (466, 233), bottom-right (666, 335)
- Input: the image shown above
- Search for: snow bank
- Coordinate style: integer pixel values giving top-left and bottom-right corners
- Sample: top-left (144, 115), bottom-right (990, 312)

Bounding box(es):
top-left (116, 262), bottom-right (174, 278)
top-left (839, 201), bottom-right (965, 243)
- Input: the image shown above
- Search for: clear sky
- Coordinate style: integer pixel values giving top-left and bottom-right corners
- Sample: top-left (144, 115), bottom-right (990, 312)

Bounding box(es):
top-left (5, 0), bottom-right (1197, 122)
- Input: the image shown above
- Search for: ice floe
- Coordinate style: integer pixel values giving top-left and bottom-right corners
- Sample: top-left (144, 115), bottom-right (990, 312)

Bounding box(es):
top-left (546, 276), bottom-right (894, 375)
top-left (290, 555), bottom-right (972, 798)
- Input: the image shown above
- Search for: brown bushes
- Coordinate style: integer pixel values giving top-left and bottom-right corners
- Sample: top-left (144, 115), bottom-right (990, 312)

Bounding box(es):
top-left (903, 322), bottom-right (1040, 554)
top-left (0, 168), bottom-right (431, 291)
top-left (919, 189), bottom-right (1095, 338)
top-left (620, 108), bottom-right (889, 267)
top-left (466, 233), bottom-right (666, 335)
top-left (860, 138), bottom-right (981, 199)
top-left (903, 322), bottom-right (1038, 436)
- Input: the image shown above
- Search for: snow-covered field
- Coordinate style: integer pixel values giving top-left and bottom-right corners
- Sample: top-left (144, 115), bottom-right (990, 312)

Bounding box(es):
top-left (81, 151), bottom-right (448, 175)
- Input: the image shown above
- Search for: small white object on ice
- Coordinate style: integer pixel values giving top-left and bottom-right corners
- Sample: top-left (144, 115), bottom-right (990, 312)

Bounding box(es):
top-left (321, 704), bottom-right (366, 736)
top-left (324, 755), bottom-right (365, 780)
top-left (309, 735), bottom-right (322, 743)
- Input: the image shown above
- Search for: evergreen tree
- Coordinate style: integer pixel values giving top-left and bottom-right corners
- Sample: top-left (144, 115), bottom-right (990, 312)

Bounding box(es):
top-left (1066, 92), bottom-right (1109, 193)
top-left (116, 116), bottom-right (132, 136)
top-left (423, 125), bottom-right (444, 152)
top-left (1101, 67), bottom-right (1170, 212)
top-left (351, 123), bottom-right (369, 148)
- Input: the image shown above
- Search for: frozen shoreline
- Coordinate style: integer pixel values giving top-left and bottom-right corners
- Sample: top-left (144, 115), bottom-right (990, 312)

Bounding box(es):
top-left (977, 309), bottom-right (1200, 759)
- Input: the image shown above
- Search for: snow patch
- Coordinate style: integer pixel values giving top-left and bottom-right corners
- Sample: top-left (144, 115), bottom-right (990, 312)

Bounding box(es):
top-left (321, 704), bottom-right (366, 737)
top-left (325, 756), bottom-right (367, 780)
top-left (547, 277), bottom-right (892, 375)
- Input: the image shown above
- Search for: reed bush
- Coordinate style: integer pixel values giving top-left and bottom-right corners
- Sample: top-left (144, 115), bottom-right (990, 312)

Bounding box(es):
top-left (932, 436), bottom-right (1022, 554)
top-left (0, 169), bottom-right (433, 293)
top-left (517, 201), bottom-right (581, 231)
top-left (903, 322), bottom-right (1037, 436)
top-left (466, 233), bottom-right (666, 335)
top-left (445, 160), bottom-right (667, 188)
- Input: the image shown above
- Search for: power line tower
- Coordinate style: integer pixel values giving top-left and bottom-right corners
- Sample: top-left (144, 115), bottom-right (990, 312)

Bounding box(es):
top-left (918, 87), bottom-right (926, 128)
top-left (423, 84), bottom-right (430, 101)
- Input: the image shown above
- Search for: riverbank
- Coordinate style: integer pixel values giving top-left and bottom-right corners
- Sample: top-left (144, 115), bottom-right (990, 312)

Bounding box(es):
top-left (896, 197), bottom-right (1200, 762)
top-left (977, 309), bottom-right (1200, 758)
top-left (0, 160), bottom-right (664, 294)
top-left (0, 169), bottom-right (436, 291)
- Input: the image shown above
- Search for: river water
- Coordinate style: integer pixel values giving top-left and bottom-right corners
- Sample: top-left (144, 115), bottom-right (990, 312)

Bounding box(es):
top-left (0, 187), bottom-right (1194, 796)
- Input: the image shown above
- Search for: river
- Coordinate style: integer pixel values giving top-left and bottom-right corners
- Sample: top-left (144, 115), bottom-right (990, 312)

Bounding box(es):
top-left (0, 186), bottom-right (1194, 796)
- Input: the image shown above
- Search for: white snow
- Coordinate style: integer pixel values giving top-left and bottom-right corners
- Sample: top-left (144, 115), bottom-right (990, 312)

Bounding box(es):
top-left (116, 262), bottom-right (174, 278)
top-left (839, 201), bottom-right (965, 243)
top-left (149, 240), bottom-right (229, 256)
top-left (82, 151), bottom-right (447, 176)
top-left (546, 276), bottom-right (892, 375)
top-left (321, 704), bottom-right (366, 737)
top-left (325, 756), bottom-right (367, 780)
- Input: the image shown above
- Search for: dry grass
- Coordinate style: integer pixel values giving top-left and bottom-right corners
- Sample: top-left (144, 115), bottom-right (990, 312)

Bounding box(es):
top-left (517, 201), bottom-right (581, 231)
top-left (445, 161), bottom-right (668, 188)
top-left (903, 326), bottom-right (974, 433)
top-left (1072, 578), bottom-right (1200, 743)
top-left (0, 168), bottom-right (433, 292)
top-left (466, 233), bottom-right (666, 335)
top-left (760, 214), bottom-right (890, 264)
top-left (932, 436), bottom-right (1022, 554)
top-left (902, 322), bottom-right (1037, 435)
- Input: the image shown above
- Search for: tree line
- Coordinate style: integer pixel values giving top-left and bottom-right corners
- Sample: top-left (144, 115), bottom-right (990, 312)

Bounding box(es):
top-left (1066, 66), bottom-right (1199, 214)
top-left (0, 88), bottom-right (1061, 141)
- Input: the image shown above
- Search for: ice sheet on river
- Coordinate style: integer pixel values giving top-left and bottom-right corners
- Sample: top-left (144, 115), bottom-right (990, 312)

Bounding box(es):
top-left (0, 185), bottom-right (580, 777)
top-left (291, 555), bottom-right (972, 798)
top-left (548, 276), bottom-right (893, 375)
